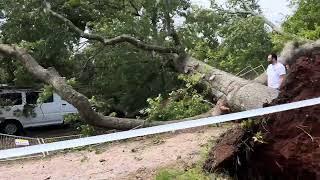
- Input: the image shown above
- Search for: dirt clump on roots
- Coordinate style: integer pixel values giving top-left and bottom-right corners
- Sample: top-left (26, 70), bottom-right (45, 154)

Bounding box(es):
top-left (204, 54), bottom-right (320, 179)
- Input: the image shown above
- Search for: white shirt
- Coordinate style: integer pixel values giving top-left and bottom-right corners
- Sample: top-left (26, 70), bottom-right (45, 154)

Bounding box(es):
top-left (267, 62), bottom-right (286, 89)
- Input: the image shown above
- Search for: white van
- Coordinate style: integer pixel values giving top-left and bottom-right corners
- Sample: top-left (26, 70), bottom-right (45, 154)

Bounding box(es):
top-left (0, 88), bottom-right (78, 135)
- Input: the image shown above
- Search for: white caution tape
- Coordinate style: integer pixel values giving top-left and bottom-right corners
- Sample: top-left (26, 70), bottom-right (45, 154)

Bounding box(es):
top-left (0, 97), bottom-right (319, 159)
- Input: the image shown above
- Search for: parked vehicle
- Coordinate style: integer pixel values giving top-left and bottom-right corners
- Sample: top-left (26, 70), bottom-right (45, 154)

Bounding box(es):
top-left (0, 88), bottom-right (78, 135)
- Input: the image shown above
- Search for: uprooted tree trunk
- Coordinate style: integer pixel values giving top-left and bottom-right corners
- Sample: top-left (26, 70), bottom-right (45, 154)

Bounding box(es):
top-left (173, 55), bottom-right (278, 110)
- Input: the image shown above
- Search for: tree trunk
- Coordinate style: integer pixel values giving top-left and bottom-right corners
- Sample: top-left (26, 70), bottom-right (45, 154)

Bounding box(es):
top-left (174, 55), bottom-right (278, 110)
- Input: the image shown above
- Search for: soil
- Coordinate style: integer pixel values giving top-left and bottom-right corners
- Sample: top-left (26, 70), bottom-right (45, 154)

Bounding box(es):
top-left (204, 54), bottom-right (320, 179)
top-left (0, 125), bottom-right (229, 180)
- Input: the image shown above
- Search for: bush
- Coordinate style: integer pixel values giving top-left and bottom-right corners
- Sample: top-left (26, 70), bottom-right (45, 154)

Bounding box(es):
top-left (145, 92), bottom-right (210, 121)
top-left (64, 114), bottom-right (95, 136)
top-left (144, 74), bottom-right (211, 121)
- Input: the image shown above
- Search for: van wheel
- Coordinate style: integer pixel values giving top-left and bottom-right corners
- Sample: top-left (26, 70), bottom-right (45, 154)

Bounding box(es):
top-left (2, 121), bottom-right (22, 135)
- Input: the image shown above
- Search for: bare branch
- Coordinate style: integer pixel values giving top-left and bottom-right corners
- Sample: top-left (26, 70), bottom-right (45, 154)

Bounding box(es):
top-left (214, 0), bottom-right (287, 35)
top-left (43, 1), bottom-right (178, 54)
top-left (216, 4), bottom-right (284, 35)
top-left (164, 0), bottom-right (181, 46)
top-left (78, 45), bottom-right (105, 78)
top-left (255, 14), bottom-right (284, 34)
top-left (296, 125), bottom-right (314, 142)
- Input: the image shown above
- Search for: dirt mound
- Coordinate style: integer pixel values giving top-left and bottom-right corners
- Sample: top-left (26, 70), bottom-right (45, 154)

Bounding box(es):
top-left (204, 54), bottom-right (320, 179)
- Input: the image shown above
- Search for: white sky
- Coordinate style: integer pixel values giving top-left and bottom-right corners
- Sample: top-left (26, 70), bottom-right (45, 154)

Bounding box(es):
top-left (190, 0), bottom-right (294, 25)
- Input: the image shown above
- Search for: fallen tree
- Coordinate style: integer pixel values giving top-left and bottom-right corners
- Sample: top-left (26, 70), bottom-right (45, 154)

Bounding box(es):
top-left (0, 43), bottom-right (268, 129)
top-left (0, 1), bottom-right (314, 130)
top-left (45, 2), bottom-right (279, 111)
top-left (0, 1), bottom-right (293, 130)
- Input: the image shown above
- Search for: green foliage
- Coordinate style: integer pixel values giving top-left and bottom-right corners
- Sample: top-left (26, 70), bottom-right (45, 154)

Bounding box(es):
top-left (79, 45), bottom-right (183, 116)
top-left (241, 118), bottom-right (258, 130)
top-left (37, 85), bottom-right (54, 104)
top-left (283, 0), bottom-right (320, 40)
top-left (64, 113), bottom-right (81, 124)
top-left (214, 16), bottom-right (272, 74)
top-left (270, 33), bottom-right (295, 53)
top-left (88, 96), bottom-right (108, 113)
top-left (269, 0), bottom-right (320, 52)
top-left (181, 3), bottom-right (272, 75)
top-left (77, 124), bottom-right (95, 136)
top-left (66, 77), bottom-right (77, 87)
top-left (64, 114), bottom-right (95, 136)
top-left (145, 92), bottom-right (210, 121)
top-left (68, 0), bottom-right (81, 7)
top-left (145, 75), bottom-right (210, 121)
top-left (0, 0), bottom-right (77, 87)
top-left (0, 65), bottom-right (10, 84)
top-left (180, 7), bottom-right (222, 54)
top-left (252, 131), bottom-right (266, 144)
top-left (156, 168), bottom-right (210, 180)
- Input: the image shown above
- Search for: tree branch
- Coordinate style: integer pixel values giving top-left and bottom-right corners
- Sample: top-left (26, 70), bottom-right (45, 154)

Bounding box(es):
top-left (164, 0), bottom-right (181, 47)
top-left (43, 1), bottom-right (178, 54)
top-left (216, 5), bottom-right (284, 35)
top-left (216, 1), bottom-right (310, 42)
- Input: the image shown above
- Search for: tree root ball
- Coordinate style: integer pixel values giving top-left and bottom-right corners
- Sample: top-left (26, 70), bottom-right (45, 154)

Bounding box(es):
top-left (204, 54), bottom-right (320, 179)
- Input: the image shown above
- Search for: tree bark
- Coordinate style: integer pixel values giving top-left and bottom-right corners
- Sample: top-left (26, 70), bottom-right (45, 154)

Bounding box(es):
top-left (174, 55), bottom-right (278, 110)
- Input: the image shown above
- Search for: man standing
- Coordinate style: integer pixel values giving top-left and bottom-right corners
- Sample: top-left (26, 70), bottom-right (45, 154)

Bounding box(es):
top-left (266, 53), bottom-right (286, 89)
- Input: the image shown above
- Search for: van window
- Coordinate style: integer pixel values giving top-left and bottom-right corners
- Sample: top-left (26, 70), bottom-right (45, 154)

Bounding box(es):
top-left (26, 92), bottom-right (54, 104)
top-left (0, 93), bottom-right (23, 106)
top-left (26, 92), bottom-right (39, 104)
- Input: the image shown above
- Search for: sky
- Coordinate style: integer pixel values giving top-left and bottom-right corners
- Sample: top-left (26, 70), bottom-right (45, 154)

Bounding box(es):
top-left (190, 0), bottom-right (294, 25)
